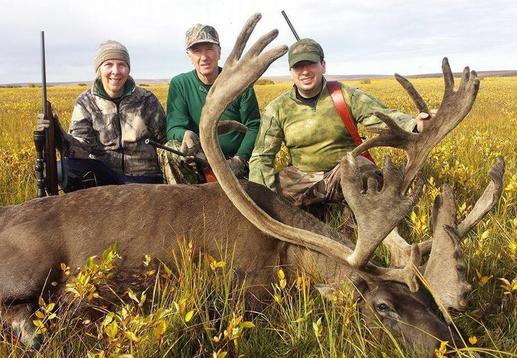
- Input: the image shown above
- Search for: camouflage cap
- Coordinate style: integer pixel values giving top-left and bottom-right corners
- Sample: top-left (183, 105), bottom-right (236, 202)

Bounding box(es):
top-left (288, 38), bottom-right (324, 68)
top-left (185, 24), bottom-right (220, 49)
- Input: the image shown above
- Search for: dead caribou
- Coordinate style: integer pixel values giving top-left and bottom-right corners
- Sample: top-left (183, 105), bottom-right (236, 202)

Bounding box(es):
top-left (0, 14), bottom-right (504, 355)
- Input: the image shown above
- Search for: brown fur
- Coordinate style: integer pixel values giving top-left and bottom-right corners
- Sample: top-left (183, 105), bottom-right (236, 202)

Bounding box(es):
top-left (0, 181), bottom-right (455, 355)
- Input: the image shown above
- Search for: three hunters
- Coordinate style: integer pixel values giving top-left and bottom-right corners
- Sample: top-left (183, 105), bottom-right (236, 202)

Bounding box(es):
top-left (37, 20), bottom-right (432, 209)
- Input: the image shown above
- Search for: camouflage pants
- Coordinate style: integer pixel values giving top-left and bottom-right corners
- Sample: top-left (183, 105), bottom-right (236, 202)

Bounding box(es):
top-left (277, 156), bottom-right (381, 208)
top-left (277, 163), bottom-right (344, 207)
top-left (157, 140), bottom-right (204, 184)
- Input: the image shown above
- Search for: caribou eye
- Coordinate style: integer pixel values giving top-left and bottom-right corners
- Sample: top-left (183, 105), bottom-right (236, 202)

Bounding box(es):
top-left (376, 303), bottom-right (390, 312)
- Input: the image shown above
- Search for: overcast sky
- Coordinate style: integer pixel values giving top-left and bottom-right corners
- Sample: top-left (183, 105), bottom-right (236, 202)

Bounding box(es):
top-left (1, 0), bottom-right (515, 84)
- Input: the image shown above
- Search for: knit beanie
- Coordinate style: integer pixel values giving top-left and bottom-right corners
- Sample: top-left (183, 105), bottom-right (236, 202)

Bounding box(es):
top-left (94, 40), bottom-right (130, 72)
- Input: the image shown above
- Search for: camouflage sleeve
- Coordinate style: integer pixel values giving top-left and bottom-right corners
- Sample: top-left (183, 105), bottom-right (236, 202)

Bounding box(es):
top-left (235, 87), bottom-right (260, 160)
top-left (248, 103), bottom-right (284, 191)
top-left (146, 92), bottom-right (167, 144)
top-left (347, 87), bottom-right (416, 132)
top-left (64, 95), bottom-right (98, 158)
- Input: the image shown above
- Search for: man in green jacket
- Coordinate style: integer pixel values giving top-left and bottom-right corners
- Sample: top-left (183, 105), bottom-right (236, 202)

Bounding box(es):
top-left (249, 38), bottom-right (430, 207)
top-left (159, 24), bottom-right (261, 184)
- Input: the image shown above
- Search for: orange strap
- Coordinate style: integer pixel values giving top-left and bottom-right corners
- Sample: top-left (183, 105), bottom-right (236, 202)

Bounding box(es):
top-left (327, 81), bottom-right (375, 163)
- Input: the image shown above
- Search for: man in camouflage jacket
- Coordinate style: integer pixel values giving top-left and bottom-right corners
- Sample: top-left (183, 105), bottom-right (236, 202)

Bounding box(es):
top-left (249, 39), bottom-right (429, 207)
top-left (37, 40), bottom-right (166, 191)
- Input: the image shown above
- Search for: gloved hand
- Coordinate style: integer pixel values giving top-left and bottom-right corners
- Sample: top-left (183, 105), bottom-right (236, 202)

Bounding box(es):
top-left (36, 113), bottom-right (67, 152)
top-left (180, 130), bottom-right (201, 157)
top-left (356, 155), bottom-right (383, 191)
top-left (226, 156), bottom-right (249, 179)
top-left (36, 113), bottom-right (50, 131)
top-left (415, 109), bottom-right (437, 133)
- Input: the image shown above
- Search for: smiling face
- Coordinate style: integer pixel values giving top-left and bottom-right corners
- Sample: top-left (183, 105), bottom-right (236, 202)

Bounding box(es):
top-left (187, 42), bottom-right (221, 85)
top-left (290, 60), bottom-right (326, 98)
top-left (98, 59), bottom-right (129, 98)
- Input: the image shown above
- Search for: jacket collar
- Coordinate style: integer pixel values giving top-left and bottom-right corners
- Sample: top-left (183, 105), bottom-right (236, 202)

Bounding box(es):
top-left (93, 76), bottom-right (136, 100)
top-left (289, 77), bottom-right (328, 105)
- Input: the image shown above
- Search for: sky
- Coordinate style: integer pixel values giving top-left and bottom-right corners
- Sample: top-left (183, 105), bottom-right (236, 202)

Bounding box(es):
top-left (0, 0), bottom-right (515, 84)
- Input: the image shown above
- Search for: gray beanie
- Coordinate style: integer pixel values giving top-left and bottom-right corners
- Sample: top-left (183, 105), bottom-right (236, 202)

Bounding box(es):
top-left (94, 40), bottom-right (130, 71)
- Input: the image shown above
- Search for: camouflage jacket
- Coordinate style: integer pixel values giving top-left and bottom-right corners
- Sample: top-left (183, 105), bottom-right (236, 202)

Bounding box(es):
top-left (64, 78), bottom-right (166, 176)
top-left (249, 80), bottom-right (416, 190)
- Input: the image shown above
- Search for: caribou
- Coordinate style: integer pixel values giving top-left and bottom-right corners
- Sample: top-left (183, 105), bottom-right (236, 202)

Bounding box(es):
top-left (0, 14), bottom-right (504, 356)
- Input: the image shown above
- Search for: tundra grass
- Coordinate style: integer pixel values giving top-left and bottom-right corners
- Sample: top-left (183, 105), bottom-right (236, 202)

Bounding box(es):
top-left (0, 77), bottom-right (515, 356)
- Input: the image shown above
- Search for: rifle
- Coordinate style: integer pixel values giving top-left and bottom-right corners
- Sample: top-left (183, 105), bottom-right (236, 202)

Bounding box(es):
top-left (34, 31), bottom-right (59, 197)
top-left (145, 139), bottom-right (217, 183)
top-left (281, 10), bottom-right (300, 41)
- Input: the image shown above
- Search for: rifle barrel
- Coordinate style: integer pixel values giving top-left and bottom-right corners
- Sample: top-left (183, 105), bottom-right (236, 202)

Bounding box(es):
top-left (281, 10), bottom-right (300, 41)
top-left (145, 138), bottom-right (186, 157)
top-left (41, 31), bottom-right (47, 117)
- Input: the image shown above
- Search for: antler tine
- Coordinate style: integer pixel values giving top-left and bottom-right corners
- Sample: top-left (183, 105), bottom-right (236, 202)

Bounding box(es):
top-left (383, 228), bottom-right (414, 268)
top-left (458, 156), bottom-right (505, 237)
top-left (200, 14), bottom-right (357, 264)
top-left (394, 73), bottom-right (429, 114)
top-left (342, 154), bottom-right (423, 268)
top-left (423, 185), bottom-right (471, 311)
top-left (352, 58), bottom-right (480, 193)
top-left (417, 157), bottom-right (505, 258)
top-left (367, 244), bottom-right (421, 292)
top-left (442, 57), bottom-right (455, 96)
top-left (351, 112), bottom-right (416, 158)
top-left (226, 13), bottom-right (262, 64)
top-left (217, 120), bottom-right (247, 134)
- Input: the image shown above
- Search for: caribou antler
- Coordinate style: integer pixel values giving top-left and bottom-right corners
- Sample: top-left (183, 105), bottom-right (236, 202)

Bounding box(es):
top-left (199, 14), bottom-right (427, 290)
top-left (418, 157), bottom-right (505, 256)
top-left (381, 159), bottom-right (505, 310)
top-left (340, 154), bottom-right (424, 291)
top-left (341, 154), bottom-right (423, 267)
top-left (352, 58), bottom-right (480, 193)
top-left (423, 185), bottom-right (471, 311)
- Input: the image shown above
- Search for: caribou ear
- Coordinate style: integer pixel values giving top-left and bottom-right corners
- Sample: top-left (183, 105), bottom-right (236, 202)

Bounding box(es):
top-left (351, 278), bottom-right (371, 301)
top-left (315, 277), bottom-right (374, 304)
top-left (314, 284), bottom-right (336, 300)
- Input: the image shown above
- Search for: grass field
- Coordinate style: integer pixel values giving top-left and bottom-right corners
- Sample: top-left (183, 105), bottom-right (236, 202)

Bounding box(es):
top-left (0, 77), bottom-right (515, 357)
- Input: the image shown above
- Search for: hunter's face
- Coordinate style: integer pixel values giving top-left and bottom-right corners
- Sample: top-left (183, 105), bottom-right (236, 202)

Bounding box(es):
top-left (188, 42), bottom-right (221, 83)
top-left (290, 60), bottom-right (326, 98)
top-left (98, 59), bottom-right (129, 98)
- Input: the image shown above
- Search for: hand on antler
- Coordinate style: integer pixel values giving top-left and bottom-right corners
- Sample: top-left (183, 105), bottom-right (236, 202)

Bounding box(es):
top-left (415, 109), bottom-right (437, 133)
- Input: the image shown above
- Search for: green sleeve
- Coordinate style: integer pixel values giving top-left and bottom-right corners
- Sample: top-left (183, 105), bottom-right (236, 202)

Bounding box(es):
top-left (248, 103), bottom-right (284, 190)
top-left (347, 87), bottom-right (416, 132)
top-left (235, 87), bottom-right (261, 160)
top-left (166, 78), bottom-right (190, 142)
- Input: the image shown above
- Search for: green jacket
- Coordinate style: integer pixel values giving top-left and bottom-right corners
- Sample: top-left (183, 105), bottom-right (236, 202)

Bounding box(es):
top-left (249, 80), bottom-right (416, 190)
top-left (166, 70), bottom-right (260, 160)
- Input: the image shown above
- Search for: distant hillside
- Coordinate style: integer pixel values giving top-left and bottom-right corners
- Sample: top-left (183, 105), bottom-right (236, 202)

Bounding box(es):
top-left (263, 70), bottom-right (517, 83)
top-left (2, 70), bottom-right (516, 87)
